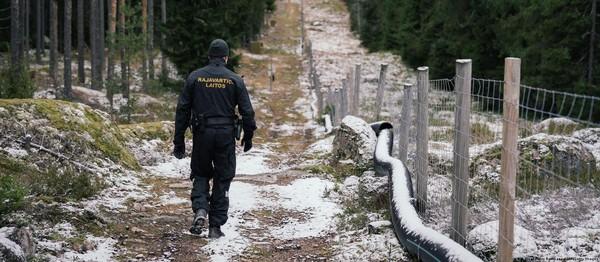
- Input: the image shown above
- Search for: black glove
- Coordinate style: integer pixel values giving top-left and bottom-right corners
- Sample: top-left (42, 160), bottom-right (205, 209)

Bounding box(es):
top-left (241, 131), bottom-right (253, 152)
top-left (173, 144), bottom-right (185, 159)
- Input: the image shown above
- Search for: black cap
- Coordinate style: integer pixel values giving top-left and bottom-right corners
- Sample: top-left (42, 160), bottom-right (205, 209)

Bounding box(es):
top-left (208, 39), bottom-right (229, 58)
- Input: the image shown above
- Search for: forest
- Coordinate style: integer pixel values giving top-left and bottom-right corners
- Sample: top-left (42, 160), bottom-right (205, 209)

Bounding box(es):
top-left (346, 0), bottom-right (600, 98)
top-left (0, 0), bottom-right (274, 102)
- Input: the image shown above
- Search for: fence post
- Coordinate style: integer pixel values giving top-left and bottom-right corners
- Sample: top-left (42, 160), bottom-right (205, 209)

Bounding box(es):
top-left (398, 83), bottom-right (413, 163)
top-left (341, 78), bottom-right (348, 119)
top-left (375, 63), bottom-right (388, 121)
top-left (451, 59), bottom-right (472, 246)
top-left (498, 57), bottom-right (521, 262)
top-left (416, 66), bottom-right (429, 213)
top-left (353, 63), bottom-right (361, 116)
top-left (334, 88), bottom-right (341, 125)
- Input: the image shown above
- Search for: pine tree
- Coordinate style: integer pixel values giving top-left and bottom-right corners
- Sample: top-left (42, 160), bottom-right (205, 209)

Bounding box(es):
top-left (148, 0), bottom-right (154, 80)
top-left (77, 0), bottom-right (85, 84)
top-left (35, 0), bottom-right (43, 64)
top-left (49, 0), bottom-right (58, 89)
top-left (64, 0), bottom-right (73, 100)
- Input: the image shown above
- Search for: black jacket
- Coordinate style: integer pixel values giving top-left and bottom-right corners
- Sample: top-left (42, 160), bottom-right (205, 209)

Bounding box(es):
top-left (174, 58), bottom-right (256, 146)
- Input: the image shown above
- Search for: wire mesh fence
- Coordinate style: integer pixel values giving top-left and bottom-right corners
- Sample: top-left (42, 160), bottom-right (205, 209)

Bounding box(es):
top-left (383, 58), bottom-right (600, 260)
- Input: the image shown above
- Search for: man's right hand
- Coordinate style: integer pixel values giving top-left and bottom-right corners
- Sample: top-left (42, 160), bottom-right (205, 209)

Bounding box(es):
top-left (173, 144), bottom-right (185, 159)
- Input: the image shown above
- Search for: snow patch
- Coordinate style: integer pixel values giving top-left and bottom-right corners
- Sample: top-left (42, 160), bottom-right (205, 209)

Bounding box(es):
top-left (63, 236), bottom-right (117, 262)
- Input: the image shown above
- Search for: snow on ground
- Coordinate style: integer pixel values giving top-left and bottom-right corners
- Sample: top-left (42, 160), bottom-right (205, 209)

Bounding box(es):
top-left (201, 177), bottom-right (340, 261)
top-left (267, 178), bottom-right (339, 239)
top-left (62, 236), bottom-right (118, 262)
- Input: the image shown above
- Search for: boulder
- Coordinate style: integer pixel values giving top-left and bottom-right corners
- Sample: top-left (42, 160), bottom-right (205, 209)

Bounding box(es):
top-left (332, 116), bottom-right (377, 167)
top-left (470, 133), bottom-right (597, 197)
top-left (467, 220), bottom-right (538, 261)
top-left (367, 220), bottom-right (392, 234)
top-left (573, 128), bottom-right (600, 169)
top-left (0, 227), bottom-right (35, 259)
top-left (533, 117), bottom-right (579, 135)
top-left (0, 237), bottom-right (26, 262)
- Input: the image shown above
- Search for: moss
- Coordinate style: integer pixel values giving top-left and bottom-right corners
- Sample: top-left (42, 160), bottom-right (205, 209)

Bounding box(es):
top-left (0, 99), bottom-right (140, 170)
top-left (547, 121), bottom-right (581, 135)
top-left (119, 121), bottom-right (174, 141)
top-left (304, 161), bottom-right (368, 182)
top-left (336, 184), bottom-right (389, 231)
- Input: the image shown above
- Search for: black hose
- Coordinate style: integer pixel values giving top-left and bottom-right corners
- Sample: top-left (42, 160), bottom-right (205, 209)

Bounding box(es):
top-left (371, 122), bottom-right (482, 262)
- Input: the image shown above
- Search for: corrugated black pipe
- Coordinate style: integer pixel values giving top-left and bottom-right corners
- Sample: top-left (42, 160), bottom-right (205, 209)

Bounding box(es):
top-left (371, 122), bottom-right (482, 262)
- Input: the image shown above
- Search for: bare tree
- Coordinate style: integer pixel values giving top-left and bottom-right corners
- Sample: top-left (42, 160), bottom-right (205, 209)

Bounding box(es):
top-left (589, 0), bottom-right (597, 85)
top-left (10, 0), bottom-right (22, 75)
top-left (107, 0), bottom-right (117, 109)
top-left (49, 0), bottom-right (58, 89)
top-left (160, 0), bottom-right (166, 78)
top-left (78, 0), bottom-right (85, 84)
top-left (141, 0), bottom-right (148, 89)
top-left (23, 0), bottom-right (30, 62)
top-left (90, 0), bottom-right (101, 90)
top-left (99, 0), bottom-right (104, 78)
top-left (35, 0), bottom-right (43, 64)
top-left (119, 0), bottom-right (128, 98)
top-left (148, 0), bottom-right (154, 80)
top-left (64, 0), bottom-right (73, 100)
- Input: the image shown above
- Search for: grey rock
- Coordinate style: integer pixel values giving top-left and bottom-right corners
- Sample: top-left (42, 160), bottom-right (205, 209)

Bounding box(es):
top-left (367, 220), bottom-right (392, 234)
top-left (467, 220), bottom-right (538, 261)
top-left (0, 237), bottom-right (26, 262)
top-left (332, 116), bottom-right (377, 168)
top-left (0, 227), bottom-right (35, 259)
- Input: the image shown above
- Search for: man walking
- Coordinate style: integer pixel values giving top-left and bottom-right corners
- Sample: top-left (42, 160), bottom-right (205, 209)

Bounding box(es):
top-left (173, 39), bottom-right (256, 238)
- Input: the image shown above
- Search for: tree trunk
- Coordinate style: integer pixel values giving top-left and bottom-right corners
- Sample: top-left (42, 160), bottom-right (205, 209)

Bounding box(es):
top-left (77, 0), bottom-right (85, 84)
top-left (589, 0), bottom-right (597, 85)
top-left (148, 0), bottom-right (154, 80)
top-left (90, 0), bottom-right (101, 90)
top-left (119, 0), bottom-right (128, 98)
top-left (64, 0), bottom-right (73, 100)
top-left (49, 0), bottom-right (58, 89)
top-left (107, 0), bottom-right (117, 109)
top-left (10, 0), bottom-right (22, 75)
top-left (99, 0), bottom-right (105, 79)
top-left (35, 0), bottom-right (43, 64)
top-left (141, 0), bottom-right (148, 89)
top-left (23, 0), bottom-right (30, 63)
top-left (160, 0), bottom-right (166, 78)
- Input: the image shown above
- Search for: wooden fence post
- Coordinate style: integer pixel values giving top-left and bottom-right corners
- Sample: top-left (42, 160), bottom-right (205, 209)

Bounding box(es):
top-left (451, 59), bottom-right (472, 246)
top-left (353, 63), bottom-right (361, 116)
top-left (398, 83), bottom-right (413, 163)
top-left (498, 57), bottom-right (521, 262)
top-left (375, 63), bottom-right (388, 121)
top-left (416, 66), bottom-right (429, 213)
top-left (341, 79), bottom-right (348, 119)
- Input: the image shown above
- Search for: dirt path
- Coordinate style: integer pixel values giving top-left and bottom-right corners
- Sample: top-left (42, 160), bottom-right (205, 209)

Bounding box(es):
top-left (112, 0), bottom-right (338, 261)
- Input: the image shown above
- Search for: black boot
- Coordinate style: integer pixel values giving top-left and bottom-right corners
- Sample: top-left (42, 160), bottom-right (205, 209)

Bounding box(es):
top-left (189, 209), bottom-right (207, 235)
top-left (208, 226), bottom-right (225, 239)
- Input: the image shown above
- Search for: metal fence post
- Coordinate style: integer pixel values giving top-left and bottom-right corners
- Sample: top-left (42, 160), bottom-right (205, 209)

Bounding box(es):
top-left (375, 63), bottom-right (388, 121)
top-left (353, 63), bottom-right (361, 116)
top-left (498, 57), bottom-right (521, 262)
top-left (451, 59), bottom-right (472, 246)
top-left (398, 83), bottom-right (413, 163)
top-left (416, 66), bottom-right (429, 213)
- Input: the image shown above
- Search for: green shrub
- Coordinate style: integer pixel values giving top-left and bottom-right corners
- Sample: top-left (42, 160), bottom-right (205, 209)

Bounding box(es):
top-left (29, 168), bottom-right (105, 202)
top-left (146, 76), bottom-right (184, 96)
top-left (0, 175), bottom-right (27, 215)
top-left (0, 66), bottom-right (35, 99)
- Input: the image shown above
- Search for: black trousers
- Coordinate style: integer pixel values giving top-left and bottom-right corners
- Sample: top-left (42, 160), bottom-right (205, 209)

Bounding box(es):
top-left (190, 126), bottom-right (236, 227)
